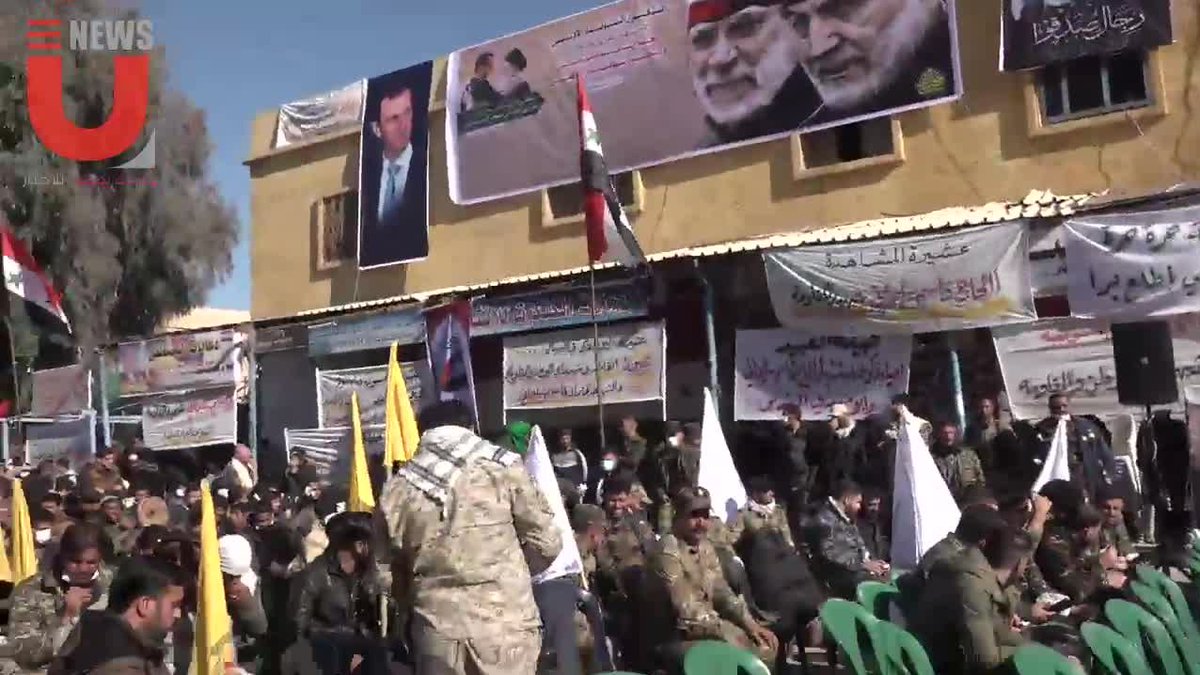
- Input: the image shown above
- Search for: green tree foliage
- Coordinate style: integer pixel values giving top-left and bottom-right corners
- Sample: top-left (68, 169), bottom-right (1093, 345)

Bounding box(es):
top-left (0, 0), bottom-right (238, 354)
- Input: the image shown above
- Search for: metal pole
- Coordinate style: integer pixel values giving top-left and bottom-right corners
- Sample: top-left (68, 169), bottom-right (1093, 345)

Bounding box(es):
top-left (96, 349), bottom-right (112, 447)
top-left (696, 260), bottom-right (720, 402)
top-left (948, 337), bottom-right (967, 432)
top-left (589, 263), bottom-right (607, 452)
top-left (4, 318), bottom-right (19, 412)
top-left (1, 418), bottom-right (9, 464)
top-left (247, 346), bottom-right (259, 464)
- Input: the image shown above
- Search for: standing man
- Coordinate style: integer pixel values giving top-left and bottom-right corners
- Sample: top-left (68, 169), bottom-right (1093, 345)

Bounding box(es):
top-left (781, 410), bottom-right (810, 530)
top-left (220, 444), bottom-right (257, 496)
top-left (380, 401), bottom-right (562, 675)
top-left (48, 556), bottom-right (185, 675)
top-left (551, 429), bottom-right (590, 501)
top-left (361, 75), bottom-right (431, 267)
top-left (930, 420), bottom-right (986, 503)
top-left (1034, 392), bottom-right (1118, 502)
top-left (617, 416), bottom-right (648, 475)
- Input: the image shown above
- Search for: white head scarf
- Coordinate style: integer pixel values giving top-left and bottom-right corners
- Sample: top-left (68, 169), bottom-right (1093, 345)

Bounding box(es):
top-left (218, 534), bottom-right (258, 595)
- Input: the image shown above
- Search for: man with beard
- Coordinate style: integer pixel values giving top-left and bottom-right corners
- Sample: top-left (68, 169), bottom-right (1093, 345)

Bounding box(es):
top-left (48, 556), bottom-right (185, 675)
top-left (686, 0), bottom-right (822, 144)
top-left (930, 420), bottom-right (986, 504)
top-left (784, 0), bottom-right (956, 123)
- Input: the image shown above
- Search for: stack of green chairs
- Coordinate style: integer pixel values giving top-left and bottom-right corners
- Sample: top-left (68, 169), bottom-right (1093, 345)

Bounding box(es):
top-left (1105, 599), bottom-right (1188, 675)
top-left (872, 620), bottom-right (934, 675)
top-left (1138, 566), bottom-right (1200, 637)
top-left (820, 598), bottom-right (883, 675)
top-left (857, 581), bottom-right (902, 622)
top-left (1012, 643), bottom-right (1081, 674)
top-left (681, 641), bottom-right (770, 675)
top-left (1082, 621), bottom-right (1154, 675)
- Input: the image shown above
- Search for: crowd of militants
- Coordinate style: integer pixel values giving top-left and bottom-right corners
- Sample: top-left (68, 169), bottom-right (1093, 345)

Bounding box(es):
top-left (0, 391), bottom-right (1169, 674)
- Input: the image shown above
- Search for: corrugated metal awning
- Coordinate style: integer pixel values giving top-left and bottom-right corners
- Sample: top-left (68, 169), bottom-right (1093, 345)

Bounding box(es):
top-left (279, 189), bottom-right (1097, 322)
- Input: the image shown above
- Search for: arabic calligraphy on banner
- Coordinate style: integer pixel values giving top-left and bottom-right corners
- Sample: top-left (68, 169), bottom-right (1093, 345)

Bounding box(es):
top-left (472, 281), bottom-right (649, 336)
top-left (31, 365), bottom-right (90, 416)
top-left (765, 223), bottom-right (1035, 334)
top-left (142, 387), bottom-right (237, 451)
top-left (733, 330), bottom-right (912, 421)
top-left (307, 308), bottom-right (426, 356)
top-left (503, 321), bottom-right (665, 410)
top-left (284, 426), bottom-right (385, 480)
top-left (316, 362), bottom-right (432, 429)
top-left (26, 417), bottom-right (93, 466)
top-left (992, 314), bottom-right (1200, 420)
top-left (1064, 204), bottom-right (1200, 320)
top-left (1001, 0), bottom-right (1172, 71)
top-left (116, 329), bottom-right (241, 397)
top-left (446, 0), bottom-right (961, 204)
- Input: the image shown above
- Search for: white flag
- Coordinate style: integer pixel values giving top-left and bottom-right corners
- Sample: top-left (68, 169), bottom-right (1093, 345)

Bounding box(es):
top-left (1031, 417), bottom-right (1071, 494)
top-left (698, 388), bottom-right (747, 524)
top-left (524, 424), bottom-right (584, 583)
top-left (890, 408), bottom-right (961, 569)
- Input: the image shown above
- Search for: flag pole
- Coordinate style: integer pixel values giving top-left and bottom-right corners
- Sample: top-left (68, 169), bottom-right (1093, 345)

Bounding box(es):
top-left (3, 318), bottom-right (18, 411)
top-left (588, 262), bottom-right (607, 452)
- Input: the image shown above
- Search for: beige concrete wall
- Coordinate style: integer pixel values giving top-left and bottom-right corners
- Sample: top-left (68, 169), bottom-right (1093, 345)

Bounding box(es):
top-left (247, 0), bottom-right (1200, 320)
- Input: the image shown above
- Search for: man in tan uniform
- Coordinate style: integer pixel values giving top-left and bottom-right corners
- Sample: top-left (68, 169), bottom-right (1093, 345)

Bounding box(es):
top-left (652, 487), bottom-right (778, 668)
top-left (380, 401), bottom-right (563, 675)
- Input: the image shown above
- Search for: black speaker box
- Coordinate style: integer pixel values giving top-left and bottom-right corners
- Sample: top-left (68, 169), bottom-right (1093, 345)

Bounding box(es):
top-left (1111, 320), bottom-right (1178, 406)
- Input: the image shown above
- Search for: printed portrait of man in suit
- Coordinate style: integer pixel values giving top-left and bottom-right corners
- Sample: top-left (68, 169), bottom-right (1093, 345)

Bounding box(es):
top-left (358, 62), bottom-right (433, 268)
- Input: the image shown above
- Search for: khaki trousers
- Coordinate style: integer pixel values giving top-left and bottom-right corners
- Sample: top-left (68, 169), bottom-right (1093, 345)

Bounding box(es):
top-left (412, 621), bottom-right (540, 675)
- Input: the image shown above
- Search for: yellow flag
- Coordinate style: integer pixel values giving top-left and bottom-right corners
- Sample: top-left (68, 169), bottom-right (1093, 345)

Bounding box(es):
top-left (10, 479), bottom-right (37, 583)
top-left (192, 481), bottom-right (234, 675)
top-left (385, 342), bottom-right (420, 465)
top-left (348, 391), bottom-right (376, 512)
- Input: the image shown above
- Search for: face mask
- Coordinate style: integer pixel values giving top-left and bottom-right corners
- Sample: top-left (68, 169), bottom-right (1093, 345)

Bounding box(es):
top-left (601, 459), bottom-right (617, 472)
top-left (668, 437), bottom-right (680, 448)
top-left (35, 529), bottom-right (51, 544)
top-left (127, 454), bottom-right (139, 463)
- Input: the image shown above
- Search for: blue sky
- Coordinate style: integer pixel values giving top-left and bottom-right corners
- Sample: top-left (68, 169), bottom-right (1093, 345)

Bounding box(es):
top-left (140, 0), bottom-right (602, 311)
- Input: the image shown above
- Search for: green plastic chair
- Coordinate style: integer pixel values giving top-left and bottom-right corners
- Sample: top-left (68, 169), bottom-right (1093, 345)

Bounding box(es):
top-left (682, 640), bottom-right (770, 675)
top-left (857, 581), bottom-right (902, 621)
top-left (1106, 599), bottom-right (1188, 675)
top-left (1012, 643), bottom-right (1079, 675)
top-left (1137, 566), bottom-right (1200, 640)
top-left (820, 598), bottom-right (882, 675)
top-left (1082, 621), bottom-right (1155, 675)
top-left (1129, 582), bottom-right (1200, 675)
top-left (873, 620), bottom-right (934, 675)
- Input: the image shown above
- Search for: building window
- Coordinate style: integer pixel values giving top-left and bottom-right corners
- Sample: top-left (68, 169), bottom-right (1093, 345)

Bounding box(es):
top-left (316, 189), bottom-right (357, 270)
top-left (544, 171), bottom-right (639, 223)
top-left (1039, 51), bottom-right (1150, 124)
top-left (792, 117), bottom-right (901, 178)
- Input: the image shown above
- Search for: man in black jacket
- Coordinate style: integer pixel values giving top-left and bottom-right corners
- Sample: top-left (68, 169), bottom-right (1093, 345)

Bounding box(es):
top-left (292, 513), bottom-right (387, 675)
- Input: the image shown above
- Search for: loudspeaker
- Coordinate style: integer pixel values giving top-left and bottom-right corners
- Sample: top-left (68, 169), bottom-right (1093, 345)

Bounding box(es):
top-left (1111, 320), bottom-right (1178, 406)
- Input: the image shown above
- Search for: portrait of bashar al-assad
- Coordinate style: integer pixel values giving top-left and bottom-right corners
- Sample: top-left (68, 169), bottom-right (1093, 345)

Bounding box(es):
top-left (686, 0), bottom-right (821, 145)
top-left (783, 0), bottom-right (955, 122)
top-left (358, 62), bottom-right (433, 269)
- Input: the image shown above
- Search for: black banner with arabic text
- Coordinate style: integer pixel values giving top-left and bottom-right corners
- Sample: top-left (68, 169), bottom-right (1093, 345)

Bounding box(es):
top-left (1001, 0), bottom-right (1172, 71)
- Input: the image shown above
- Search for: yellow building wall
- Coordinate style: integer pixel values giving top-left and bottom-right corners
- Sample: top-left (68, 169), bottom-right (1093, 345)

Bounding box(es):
top-left (248, 0), bottom-right (1200, 320)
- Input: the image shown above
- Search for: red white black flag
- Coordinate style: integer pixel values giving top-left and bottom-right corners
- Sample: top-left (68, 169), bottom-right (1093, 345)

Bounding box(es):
top-left (0, 221), bottom-right (70, 330)
top-left (577, 75), bottom-right (645, 268)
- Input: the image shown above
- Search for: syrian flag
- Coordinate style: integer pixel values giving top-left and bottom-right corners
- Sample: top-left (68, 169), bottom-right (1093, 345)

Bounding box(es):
top-left (1, 224), bottom-right (69, 330)
top-left (577, 75), bottom-right (645, 267)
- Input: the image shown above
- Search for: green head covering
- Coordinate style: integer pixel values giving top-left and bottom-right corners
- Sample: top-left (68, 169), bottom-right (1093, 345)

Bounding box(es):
top-left (506, 421), bottom-right (533, 455)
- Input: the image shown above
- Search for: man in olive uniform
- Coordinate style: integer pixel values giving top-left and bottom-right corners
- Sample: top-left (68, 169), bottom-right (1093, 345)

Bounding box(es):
top-left (1035, 503), bottom-right (1112, 603)
top-left (657, 423), bottom-right (702, 533)
top-left (910, 525), bottom-right (1033, 674)
top-left (1097, 486), bottom-right (1134, 558)
top-left (652, 487), bottom-right (778, 668)
top-left (930, 421), bottom-right (987, 503)
top-left (594, 472), bottom-right (660, 668)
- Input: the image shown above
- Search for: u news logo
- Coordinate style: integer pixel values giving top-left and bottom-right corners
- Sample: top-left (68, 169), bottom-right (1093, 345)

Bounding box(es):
top-left (25, 13), bottom-right (156, 168)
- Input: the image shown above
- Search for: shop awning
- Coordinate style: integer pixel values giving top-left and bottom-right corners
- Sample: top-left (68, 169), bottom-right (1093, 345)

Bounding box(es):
top-left (277, 189), bottom-right (1097, 322)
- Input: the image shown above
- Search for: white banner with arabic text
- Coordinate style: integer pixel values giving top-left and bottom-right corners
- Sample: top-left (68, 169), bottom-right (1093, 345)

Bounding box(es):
top-left (994, 314), bottom-right (1200, 420)
top-left (734, 330), bottom-right (911, 420)
top-left (316, 362), bottom-right (433, 429)
top-left (503, 321), bottom-right (665, 410)
top-left (765, 222), bottom-right (1035, 334)
top-left (25, 416), bottom-right (94, 466)
top-left (285, 425), bottom-right (385, 480)
top-left (142, 388), bottom-right (237, 451)
top-left (1065, 204), bottom-right (1200, 320)
top-left (31, 364), bottom-right (91, 416)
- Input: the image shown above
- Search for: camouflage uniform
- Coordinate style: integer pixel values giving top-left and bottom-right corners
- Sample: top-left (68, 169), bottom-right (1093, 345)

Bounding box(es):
top-left (931, 446), bottom-right (987, 502)
top-left (656, 444), bottom-right (701, 532)
top-left (1034, 522), bottom-right (1104, 603)
top-left (728, 503), bottom-right (793, 550)
top-left (650, 534), bottom-right (773, 666)
top-left (1102, 521), bottom-right (1134, 558)
top-left (6, 568), bottom-right (112, 671)
top-left (594, 510), bottom-right (658, 667)
top-left (380, 430), bottom-right (562, 675)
